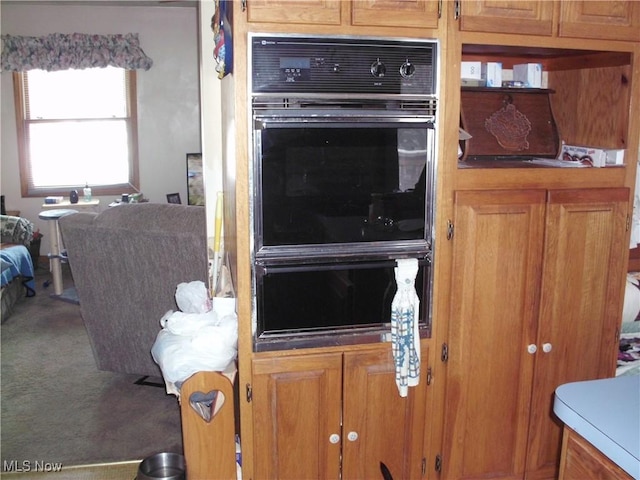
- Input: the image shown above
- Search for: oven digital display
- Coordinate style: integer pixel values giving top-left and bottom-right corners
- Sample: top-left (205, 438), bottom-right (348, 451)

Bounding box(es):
top-left (280, 57), bottom-right (311, 82)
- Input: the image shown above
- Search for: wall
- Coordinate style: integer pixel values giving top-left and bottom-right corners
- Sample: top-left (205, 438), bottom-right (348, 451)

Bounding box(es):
top-left (198, 0), bottom-right (224, 244)
top-left (1, 3), bottom-right (201, 252)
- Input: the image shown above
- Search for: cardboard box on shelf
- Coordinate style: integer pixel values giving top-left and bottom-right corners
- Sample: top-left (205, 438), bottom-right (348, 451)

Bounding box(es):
top-left (461, 61), bottom-right (482, 80)
top-left (560, 144), bottom-right (625, 167)
top-left (482, 62), bottom-right (502, 88)
top-left (513, 63), bottom-right (542, 88)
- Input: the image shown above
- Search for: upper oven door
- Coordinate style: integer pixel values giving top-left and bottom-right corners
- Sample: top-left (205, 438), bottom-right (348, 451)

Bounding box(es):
top-left (252, 110), bottom-right (436, 260)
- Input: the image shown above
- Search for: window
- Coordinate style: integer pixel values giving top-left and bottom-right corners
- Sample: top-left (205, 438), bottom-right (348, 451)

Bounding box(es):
top-left (13, 67), bottom-right (139, 197)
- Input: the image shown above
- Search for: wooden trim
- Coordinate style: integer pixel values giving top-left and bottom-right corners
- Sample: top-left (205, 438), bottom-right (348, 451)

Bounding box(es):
top-left (629, 247), bottom-right (640, 272)
top-left (13, 72), bottom-right (30, 198)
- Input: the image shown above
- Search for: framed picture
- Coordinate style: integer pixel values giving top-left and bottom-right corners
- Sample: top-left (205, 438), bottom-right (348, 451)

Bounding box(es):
top-left (167, 193), bottom-right (181, 204)
top-left (187, 153), bottom-right (205, 206)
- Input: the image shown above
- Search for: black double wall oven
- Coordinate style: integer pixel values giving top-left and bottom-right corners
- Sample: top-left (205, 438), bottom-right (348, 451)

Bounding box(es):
top-left (250, 35), bottom-right (439, 350)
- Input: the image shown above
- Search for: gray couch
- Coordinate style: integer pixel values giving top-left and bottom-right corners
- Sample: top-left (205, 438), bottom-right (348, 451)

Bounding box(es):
top-left (59, 203), bottom-right (208, 378)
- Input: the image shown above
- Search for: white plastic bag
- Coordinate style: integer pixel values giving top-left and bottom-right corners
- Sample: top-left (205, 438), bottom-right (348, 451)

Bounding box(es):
top-left (175, 281), bottom-right (211, 313)
top-left (151, 281), bottom-right (237, 396)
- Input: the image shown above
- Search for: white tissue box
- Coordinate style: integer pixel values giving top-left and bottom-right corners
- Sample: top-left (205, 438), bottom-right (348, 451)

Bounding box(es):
top-left (513, 63), bottom-right (542, 88)
top-left (482, 62), bottom-right (502, 88)
top-left (461, 61), bottom-right (482, 80)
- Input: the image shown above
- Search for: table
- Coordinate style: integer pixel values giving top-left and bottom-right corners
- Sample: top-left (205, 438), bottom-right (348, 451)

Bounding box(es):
top-left (41, 198), bottom-right (100, 212)
top-left (37, 209), bottom-right (78, 296)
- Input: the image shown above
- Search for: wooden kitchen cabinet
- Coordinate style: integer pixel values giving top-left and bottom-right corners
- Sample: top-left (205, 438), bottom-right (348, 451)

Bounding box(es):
top-left (252, 352), bottom-right (343, 479)
top-left (559, 1), bottom-right (640, 42)
top-left (525, 188), bottom-right (628, 477)
top-left (559, 427), bottom-right (634, 480)
top-left (351, 0), bottom-right (440, 29)
top-left (245, 0), bottom-right (441, 29)
top-left (458, 0), bottom-right (555, 36)
top-left (245, 0), bottom-right (341, 26)
top-left (441, 187), bottom-right (628, 479)
top-left (457, 0), bottom-right (640, 41)
top-left (252, 345), bottom-right (428, 479)
top-left (221, 2), bottom-right (640, 479)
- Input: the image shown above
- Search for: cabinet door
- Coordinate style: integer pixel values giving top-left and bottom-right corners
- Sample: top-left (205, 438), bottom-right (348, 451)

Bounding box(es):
top-left (351, 0), bottom-right (440, 29)
top-left (559, 1), bottom-right (640, 42)
top-left (342, 346), bottom-right (428, 480)
top-left (559, 428), bottom-right (635, 480)
top-left (442, 189), bottom-right (547, 480)
top-left (252, 353), bottom-right (343, 479)
top-left (246, 0), bottom-right (341, 25)
top-left (458, 0), bottom-right (554, 36)
top-left (525, 188), bottom-right (628, 479)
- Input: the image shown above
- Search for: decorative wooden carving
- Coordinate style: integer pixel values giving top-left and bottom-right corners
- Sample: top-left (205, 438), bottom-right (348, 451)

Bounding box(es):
top-left (484, 95), bottom-right (532, 151)
top-left (459, 87), bottom-right (560, 161)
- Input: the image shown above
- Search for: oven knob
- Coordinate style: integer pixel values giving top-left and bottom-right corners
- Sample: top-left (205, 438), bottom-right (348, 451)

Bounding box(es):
top-left (370, 59), bottom-right (386, 78)
top-left (400, 60), bottom-right (416, 78)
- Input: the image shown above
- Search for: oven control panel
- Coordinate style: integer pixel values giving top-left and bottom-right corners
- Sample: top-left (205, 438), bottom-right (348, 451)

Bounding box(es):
top-left (251, 35), bottom-right (437, 96)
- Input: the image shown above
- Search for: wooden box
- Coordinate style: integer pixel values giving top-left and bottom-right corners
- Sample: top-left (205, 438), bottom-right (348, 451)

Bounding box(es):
top-left (460, 87), bottom-right (560, 161)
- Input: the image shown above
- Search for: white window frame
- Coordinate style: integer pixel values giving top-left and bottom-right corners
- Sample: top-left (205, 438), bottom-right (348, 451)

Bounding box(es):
top-left (13, 68), bottom-right (140, 197)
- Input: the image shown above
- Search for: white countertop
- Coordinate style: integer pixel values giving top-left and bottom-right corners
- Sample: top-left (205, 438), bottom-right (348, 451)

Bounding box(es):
top-left (554, 376), bottom-right (640, 479)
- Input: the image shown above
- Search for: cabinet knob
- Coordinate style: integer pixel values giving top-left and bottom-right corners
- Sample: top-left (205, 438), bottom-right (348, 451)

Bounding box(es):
top-left (527, 344), bottom-right (537, 354)
top-left (329, 433), bottom-right (340, 444)
top-left (542, 343), bottom-right (553, 353)
top-left (347, 431), bottom-right (359, 442)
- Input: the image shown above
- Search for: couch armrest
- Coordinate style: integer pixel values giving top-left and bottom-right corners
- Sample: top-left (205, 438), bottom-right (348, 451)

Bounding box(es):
top-left (59, 203), bottom-right (208, 377)
top-left (1, 215), bottom-right (35, 246)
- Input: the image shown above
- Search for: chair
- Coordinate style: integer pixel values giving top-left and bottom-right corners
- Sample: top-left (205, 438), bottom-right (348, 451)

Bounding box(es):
top-left (59, 203), bottom-right (208, 378)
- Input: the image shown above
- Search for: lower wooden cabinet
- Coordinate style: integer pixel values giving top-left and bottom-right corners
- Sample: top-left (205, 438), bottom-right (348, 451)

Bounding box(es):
top-left (558, 427), bottom-right (634, 480)
top-left (442, 188), bottom-right (628, 480)
top-left (252, 344), bottom-right (428, 479)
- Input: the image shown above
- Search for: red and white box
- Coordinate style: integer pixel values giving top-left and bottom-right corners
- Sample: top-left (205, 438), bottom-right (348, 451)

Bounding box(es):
top-left (560, 144), bottom-right (625, 168)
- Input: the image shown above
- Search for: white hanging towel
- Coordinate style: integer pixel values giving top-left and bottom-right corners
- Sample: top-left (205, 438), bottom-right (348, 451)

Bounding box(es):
top-left (391, 258), bottom-right (421, 397)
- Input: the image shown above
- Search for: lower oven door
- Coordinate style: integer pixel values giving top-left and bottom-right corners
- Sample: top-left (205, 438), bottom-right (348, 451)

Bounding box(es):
top-left (255, 258), bottom-right (431, 351)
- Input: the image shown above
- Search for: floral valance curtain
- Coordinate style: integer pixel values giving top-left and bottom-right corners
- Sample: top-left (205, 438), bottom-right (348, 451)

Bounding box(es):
top-left (1, 33), bottom-right (153, 72)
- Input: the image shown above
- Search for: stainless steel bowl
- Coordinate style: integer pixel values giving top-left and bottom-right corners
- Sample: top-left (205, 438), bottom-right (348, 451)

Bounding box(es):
top-left (137, 452), bottom-right (185, 480)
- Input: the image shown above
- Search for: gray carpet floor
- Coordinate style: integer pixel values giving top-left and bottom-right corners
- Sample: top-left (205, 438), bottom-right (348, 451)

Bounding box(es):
top-left (1, 264), bottom-right (183, 469)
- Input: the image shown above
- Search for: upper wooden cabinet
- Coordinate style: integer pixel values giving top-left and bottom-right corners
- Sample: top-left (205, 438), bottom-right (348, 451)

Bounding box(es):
top-left (458, 0), bottom-right (640, 41)
top-left (559, 1), bottom-right (640, 42)
top-left (245, 0), bottom-right (441, 29)
top-left (458, 0), bottom-right (555, 36)
top-left (246, 0), bottom-right (342, 25)
top-left (351, 0), bottom-right (440, 29)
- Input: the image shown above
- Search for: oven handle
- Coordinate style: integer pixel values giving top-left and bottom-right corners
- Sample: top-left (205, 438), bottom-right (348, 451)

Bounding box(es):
top-left (255, 117), bottom-right (435, 130)
top-left (257, 258), bottom-right (430, 275)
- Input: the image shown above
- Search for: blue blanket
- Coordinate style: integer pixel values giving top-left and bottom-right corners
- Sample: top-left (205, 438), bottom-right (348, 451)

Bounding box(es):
top-left (1, 245), bottom-right (35, 296)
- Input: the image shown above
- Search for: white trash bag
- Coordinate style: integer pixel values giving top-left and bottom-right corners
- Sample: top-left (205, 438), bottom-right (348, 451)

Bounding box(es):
top-left (151, 280), bottom-right (237, 396)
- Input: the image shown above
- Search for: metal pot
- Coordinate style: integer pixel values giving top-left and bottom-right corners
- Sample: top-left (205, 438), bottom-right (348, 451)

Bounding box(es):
top-left (137, 452), bottom-right (185, 480)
